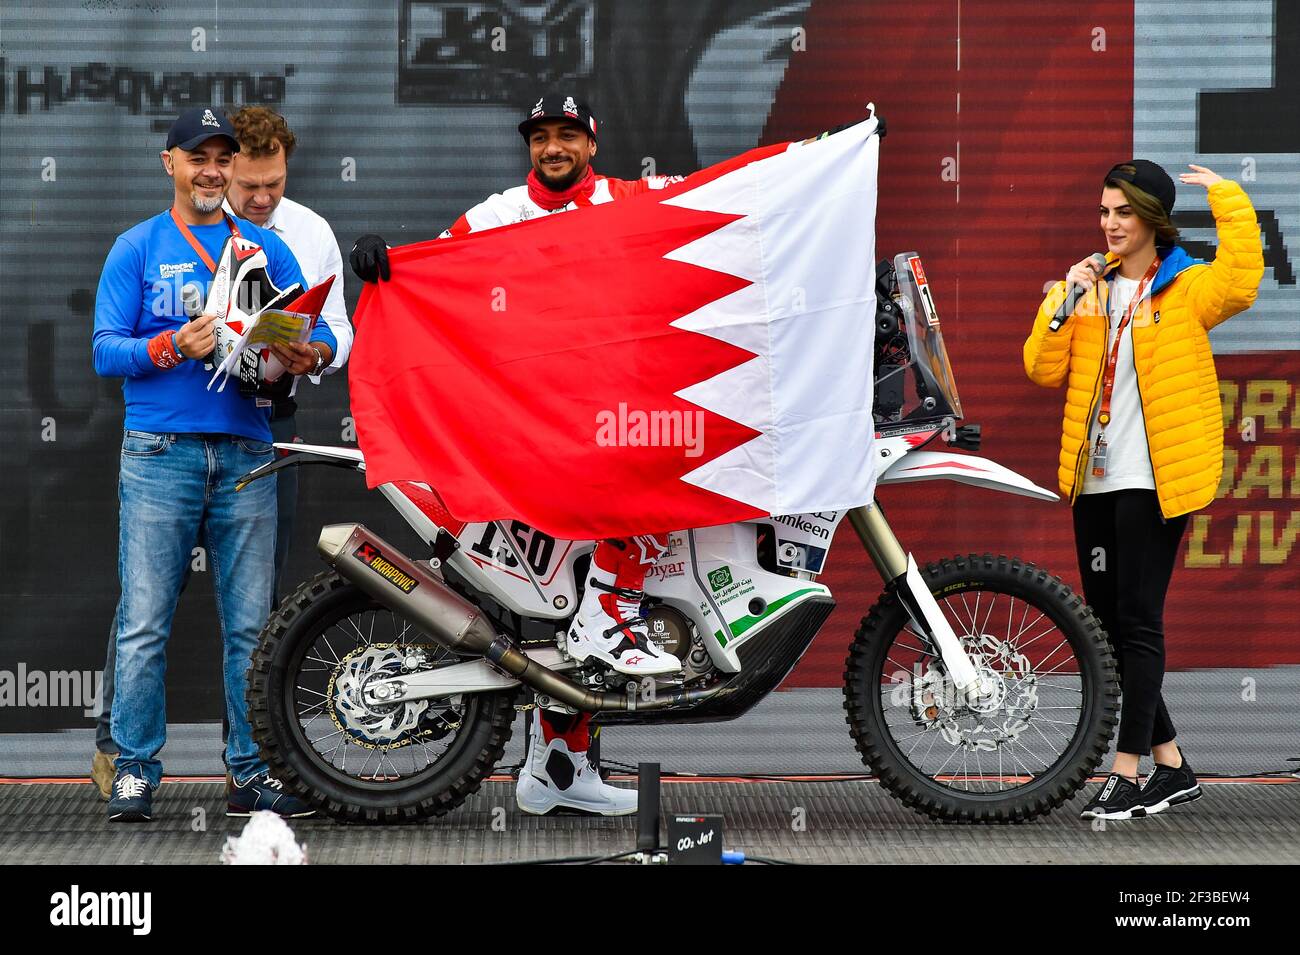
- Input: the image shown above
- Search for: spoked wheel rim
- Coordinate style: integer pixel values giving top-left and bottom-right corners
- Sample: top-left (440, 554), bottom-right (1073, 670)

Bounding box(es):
top-left (875, 586), bottom-right (1091, 798)
top-left (285, 604), bottom-right (487, 794)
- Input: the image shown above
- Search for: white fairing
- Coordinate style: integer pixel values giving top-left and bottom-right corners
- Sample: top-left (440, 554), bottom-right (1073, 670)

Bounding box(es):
top-left (645, 525), bottom-right (831, 673)
top-left (367, 477), bottom-right (833, 675)
top-left (878, 447), bottom-right (1058, 502)
top-left (431, 519), bottom-right (830, 674)
top-left (276, 443), bottom-right (366, 466)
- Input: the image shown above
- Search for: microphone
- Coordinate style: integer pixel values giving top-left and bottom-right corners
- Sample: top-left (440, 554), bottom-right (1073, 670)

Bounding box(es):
top-left (180, 282), bottom-right (204, 319)
top-left (1049, 253), bottom-right (1108, 331)
top-left (179, 283), bottom-right (213, 367)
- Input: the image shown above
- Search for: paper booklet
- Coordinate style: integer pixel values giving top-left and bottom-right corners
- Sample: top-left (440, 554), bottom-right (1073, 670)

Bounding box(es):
top-left (201, 232), bottom-right (335, 394)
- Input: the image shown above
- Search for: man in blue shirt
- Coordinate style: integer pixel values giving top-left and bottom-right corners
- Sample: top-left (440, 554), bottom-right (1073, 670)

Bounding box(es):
top-left (93, 107), bottom-right (337, 822)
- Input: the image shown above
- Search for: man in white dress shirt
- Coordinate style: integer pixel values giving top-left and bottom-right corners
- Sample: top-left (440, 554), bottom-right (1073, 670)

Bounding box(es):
top-left (223, 106), bottom-right (353, 602)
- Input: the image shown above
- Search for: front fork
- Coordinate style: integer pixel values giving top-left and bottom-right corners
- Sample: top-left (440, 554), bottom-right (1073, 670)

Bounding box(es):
top-left (846, 502), bottom-right (994, 707)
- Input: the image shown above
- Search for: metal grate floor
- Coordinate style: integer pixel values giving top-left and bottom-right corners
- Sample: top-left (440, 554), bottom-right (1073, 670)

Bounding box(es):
top-left (2, 778), bottom-right (1297, 865)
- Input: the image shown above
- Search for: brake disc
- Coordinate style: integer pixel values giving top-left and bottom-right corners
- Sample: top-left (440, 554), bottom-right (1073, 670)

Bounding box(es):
top-left (911, 634), bottom-right (1040, 751)
top-left (327, 644), bottom-right (437, 749)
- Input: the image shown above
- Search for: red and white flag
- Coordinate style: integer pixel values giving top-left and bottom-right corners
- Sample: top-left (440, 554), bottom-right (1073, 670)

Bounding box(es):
top-left (350, 118), bottom-right (881, 539)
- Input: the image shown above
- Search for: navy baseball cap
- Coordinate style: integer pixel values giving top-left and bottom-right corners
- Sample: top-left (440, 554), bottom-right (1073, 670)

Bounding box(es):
top-left (519, 94), bottom-right (598, 141)
top-left (165, 107), bottom-right (240, 152)
top-left (1105, 159), bottom-right (1175, 215)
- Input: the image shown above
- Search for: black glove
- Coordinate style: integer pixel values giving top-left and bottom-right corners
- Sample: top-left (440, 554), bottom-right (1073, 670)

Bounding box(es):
top-left (350, 234), bottom-right (391, 283)
top-left (817, 114), bottom-right (885, 141)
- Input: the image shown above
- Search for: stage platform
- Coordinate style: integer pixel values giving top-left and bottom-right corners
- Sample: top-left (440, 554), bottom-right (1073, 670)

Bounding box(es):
top-left (3, 776), bottom-right (1297, 865)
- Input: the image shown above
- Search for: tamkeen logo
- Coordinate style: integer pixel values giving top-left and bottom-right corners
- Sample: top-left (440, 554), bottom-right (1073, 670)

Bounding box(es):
top-left (354, 542), bottom-right (419, 594)
top-left (772, 513), bottom-right (833, 540)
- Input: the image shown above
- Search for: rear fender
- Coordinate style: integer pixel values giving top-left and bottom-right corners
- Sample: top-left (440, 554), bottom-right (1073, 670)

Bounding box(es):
top-left (234, 443), bottom-right (365, 491)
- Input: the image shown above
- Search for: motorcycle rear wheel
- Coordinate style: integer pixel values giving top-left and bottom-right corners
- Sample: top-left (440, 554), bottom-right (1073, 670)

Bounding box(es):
top-left (247, 571), bottom-right (519, 824)
top-left (843, 553), bottom-right (1118, 822)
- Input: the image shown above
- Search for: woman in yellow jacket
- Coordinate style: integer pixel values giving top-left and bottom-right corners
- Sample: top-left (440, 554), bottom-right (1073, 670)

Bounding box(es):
top-left (1024, 160), bottom-right (1263, 821)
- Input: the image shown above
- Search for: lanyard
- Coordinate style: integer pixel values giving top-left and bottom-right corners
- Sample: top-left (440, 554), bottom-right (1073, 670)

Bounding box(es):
top-left (1097, 257), bottom-right (1160, 428)
top-left (169, 207), bottom-right (240, 273)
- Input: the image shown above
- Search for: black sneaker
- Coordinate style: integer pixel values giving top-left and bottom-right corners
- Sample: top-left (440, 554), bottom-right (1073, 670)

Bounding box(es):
top-left (1079, 773), bottom-right (1146, 820)
top-left (227, 773), bottom-right (315, 818)
top-left (1137, 757), bottom-right (1202, 816)
top-left (107, 769), bottom-right (154, 823)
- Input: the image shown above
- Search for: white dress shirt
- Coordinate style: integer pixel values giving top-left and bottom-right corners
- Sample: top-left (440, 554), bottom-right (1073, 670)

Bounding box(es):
top-left (224, 195), bottom-right (353, 381)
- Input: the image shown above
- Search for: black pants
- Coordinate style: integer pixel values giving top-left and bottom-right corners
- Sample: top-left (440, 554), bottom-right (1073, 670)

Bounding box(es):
top-left (270, 413), bottom-right (299, 605)
top-left (1072, 489), bottom-right (1189, 756)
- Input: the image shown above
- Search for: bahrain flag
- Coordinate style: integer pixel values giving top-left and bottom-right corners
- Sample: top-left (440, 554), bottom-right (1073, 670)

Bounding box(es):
top-left (350, 118), bottom-right (881, 539)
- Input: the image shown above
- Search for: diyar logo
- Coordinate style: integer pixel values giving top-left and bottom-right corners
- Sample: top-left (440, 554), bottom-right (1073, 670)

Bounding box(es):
top-left (354, 542), bottom-right (419, 594)
top-left (707, 566), bottom-right (733, 592)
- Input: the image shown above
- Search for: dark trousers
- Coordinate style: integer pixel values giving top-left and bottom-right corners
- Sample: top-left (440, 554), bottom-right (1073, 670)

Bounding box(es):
top-left (96, 415), bottom-right (297, 755)
top-left (1071, 489), bottom-right (1189, 756)
top-left (270, 414), bottom-right (299, 605)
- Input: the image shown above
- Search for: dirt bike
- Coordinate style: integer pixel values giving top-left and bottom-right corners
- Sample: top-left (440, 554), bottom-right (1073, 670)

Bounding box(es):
top-left (238, 252), bottom-right (1118, 824)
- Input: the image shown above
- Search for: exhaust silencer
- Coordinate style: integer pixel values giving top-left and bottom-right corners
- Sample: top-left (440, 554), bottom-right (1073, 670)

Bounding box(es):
top-left (319, 523), bottom-right (499, 654)
top-left (318, 523), bottom-right (643, 712)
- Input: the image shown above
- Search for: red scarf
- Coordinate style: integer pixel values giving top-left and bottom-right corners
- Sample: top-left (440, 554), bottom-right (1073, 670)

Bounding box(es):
top-left (526, 165), bottom-right (596, 210)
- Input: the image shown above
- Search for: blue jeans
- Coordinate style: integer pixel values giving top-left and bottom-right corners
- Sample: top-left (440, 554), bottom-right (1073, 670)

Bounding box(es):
top-left (111, 431), bottom-right (276, 788)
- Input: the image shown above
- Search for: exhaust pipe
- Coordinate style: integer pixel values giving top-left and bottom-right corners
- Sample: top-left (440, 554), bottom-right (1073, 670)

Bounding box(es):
top-left (320, 523), bottom-right (678, 712)
top-left (319, 522), bottom-right (497, 654)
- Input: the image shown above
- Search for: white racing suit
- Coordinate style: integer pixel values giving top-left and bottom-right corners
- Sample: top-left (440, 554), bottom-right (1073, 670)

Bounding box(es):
top-left (439, 167), bottom-right (684, 812)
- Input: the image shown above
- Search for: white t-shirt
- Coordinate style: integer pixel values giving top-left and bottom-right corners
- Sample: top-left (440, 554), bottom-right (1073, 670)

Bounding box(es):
top-left (1080, 274), bottom-right (1156, 494)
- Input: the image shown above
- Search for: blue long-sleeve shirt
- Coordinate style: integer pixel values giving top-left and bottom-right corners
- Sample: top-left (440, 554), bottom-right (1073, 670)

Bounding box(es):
top-left (93, 209), bottom-right (337, 442)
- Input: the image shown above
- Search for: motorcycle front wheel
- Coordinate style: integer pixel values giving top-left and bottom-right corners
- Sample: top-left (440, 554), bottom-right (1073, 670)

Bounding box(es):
top-left (247, 571), bottom-right (519, 824)
top-left (843, 553), bottom-right (1118, 822)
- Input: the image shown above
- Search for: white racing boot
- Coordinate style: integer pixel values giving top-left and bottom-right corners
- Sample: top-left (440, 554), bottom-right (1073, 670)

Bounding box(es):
top-left (566, 567), bottom-right (681, 676)
top-left (515, 708), bottom-right (636, 816)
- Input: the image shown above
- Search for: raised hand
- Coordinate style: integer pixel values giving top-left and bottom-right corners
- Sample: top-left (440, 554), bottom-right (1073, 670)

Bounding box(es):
top-left (1179, 164), bottom-right (1223, 190)
top-left (350, 234), bottom-right (391, 283)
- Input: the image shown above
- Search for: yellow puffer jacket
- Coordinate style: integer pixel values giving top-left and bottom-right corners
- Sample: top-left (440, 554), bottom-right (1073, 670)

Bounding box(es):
top-left (1024, 179), bottom-right (1264, 518)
